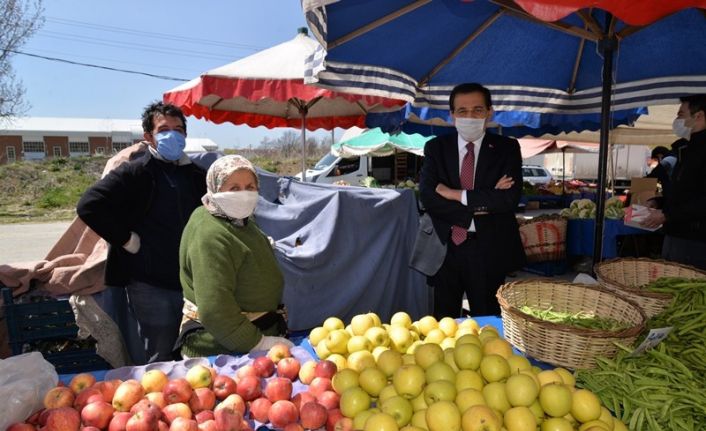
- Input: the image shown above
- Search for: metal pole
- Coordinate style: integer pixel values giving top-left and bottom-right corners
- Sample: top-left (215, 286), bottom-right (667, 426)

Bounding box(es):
top-left (301, 111), bottom-right (308, 182)
top-left (593, 17), bottom-right (616, 267)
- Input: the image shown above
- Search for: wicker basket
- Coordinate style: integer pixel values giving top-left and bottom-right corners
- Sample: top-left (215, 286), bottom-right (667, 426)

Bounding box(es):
top-left (496, 279), bottom-right (646, 370)
top-left (517, 215), bottom-right (567, 263)
top-left (594, 258), bottom-right (706, 318)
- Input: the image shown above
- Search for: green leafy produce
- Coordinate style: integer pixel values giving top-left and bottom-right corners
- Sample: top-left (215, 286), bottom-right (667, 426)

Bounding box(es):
top-left (576, 277), bottom-right (706, 430)
top-left (359, 176), bottom-right (379, 188)
top-left (519, 305), bottom-right (630, 331)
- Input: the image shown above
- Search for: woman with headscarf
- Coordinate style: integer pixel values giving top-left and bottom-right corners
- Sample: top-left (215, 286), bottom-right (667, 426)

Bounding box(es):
top-left (175, 155), bottom-right (292, 358)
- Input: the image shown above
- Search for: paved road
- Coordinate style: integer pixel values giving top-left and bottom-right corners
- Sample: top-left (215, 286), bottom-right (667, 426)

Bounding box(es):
top-left (0, 221), bottom-right (72, 264)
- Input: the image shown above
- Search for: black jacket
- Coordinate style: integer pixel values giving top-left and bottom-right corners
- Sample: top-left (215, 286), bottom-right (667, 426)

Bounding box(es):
top-left (419, 132), bottom-right (526, 273)
top-left (77, 151), bottom-right (206, 287)
top-left (663, 129), bottom-right (706, 243)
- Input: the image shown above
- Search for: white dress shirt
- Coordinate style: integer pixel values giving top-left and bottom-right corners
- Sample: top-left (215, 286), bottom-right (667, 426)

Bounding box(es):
top-left (458, 133), bottom-right (484, 231)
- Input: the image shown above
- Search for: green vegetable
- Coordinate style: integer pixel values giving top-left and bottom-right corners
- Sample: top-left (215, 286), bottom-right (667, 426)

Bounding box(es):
top-left (519, 305), bottom-right (630, 331)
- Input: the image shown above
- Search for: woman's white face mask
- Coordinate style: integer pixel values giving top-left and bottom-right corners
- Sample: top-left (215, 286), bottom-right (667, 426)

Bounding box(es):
top-left (210, 190), bottom-right (259, 219)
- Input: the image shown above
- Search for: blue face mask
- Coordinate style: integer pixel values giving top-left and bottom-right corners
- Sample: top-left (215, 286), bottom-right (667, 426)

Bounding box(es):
top-left (155, 130), bottom-right (186, 161)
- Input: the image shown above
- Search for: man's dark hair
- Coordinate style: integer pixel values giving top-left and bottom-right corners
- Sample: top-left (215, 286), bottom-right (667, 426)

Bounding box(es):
top-left (141, 101), bottom-right (187, 134)
top-left (449, 83), bottom-right (492, 112)
top-left (651, 146), bottom-right (670, 159)
top-left (680, 94), bottom-right (706, 116)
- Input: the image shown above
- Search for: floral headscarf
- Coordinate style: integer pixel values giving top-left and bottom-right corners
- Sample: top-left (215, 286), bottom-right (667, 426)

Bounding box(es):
top-left (202, 155), bottom-right (259, 220)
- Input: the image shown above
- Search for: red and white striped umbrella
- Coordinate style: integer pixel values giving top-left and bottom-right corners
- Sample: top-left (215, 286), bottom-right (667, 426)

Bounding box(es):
top-left (164, 28), bottom-right (403, 179)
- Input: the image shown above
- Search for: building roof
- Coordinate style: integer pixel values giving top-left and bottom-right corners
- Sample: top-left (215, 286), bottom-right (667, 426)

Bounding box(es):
top-left (1, 117), bottom-right (143, 138)
top-left (184, 138), bottom-right (218, 152)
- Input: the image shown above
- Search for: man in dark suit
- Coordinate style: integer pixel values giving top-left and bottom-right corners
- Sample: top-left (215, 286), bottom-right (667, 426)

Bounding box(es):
top-left (419, 83), bottom-right (526, 318)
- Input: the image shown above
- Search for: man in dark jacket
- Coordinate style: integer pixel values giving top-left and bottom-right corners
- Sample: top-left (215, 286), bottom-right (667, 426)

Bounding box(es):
top-left (419, 83), bottom-right (525, 318)
top-left (641, 95), bottom-right (706, 270)
top-left (77, 102), bottom-right (206, 362)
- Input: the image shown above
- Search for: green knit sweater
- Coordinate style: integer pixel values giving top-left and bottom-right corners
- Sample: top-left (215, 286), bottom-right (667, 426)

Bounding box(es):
top-left (179, 207), bottom-right (284, 357)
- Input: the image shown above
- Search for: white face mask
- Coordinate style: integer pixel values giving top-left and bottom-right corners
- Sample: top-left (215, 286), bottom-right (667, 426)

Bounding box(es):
top-left (672, 118), bottom-right (692, 139)
top-left (455, 117), bottom-right (486, 142)
top-left (210, 191), bottom-right (259, 219)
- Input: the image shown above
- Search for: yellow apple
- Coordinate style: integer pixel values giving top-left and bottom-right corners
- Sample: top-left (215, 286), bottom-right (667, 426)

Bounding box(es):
top-left (505, 373), bottom-right (539, 407)
top-left (462, 405), bottom-right (502, 431)
top-left (141, 369), bottom-right (168, 393)
top-left (407, 340), bottom-right (424, 355)
top-left (536, 370), bottom-right (563, 387)
top-left (347, 350), bottom-right (377, 372)
top-left (392, 364), bottom-right (426, 399)
top-left (455, 388), bottom-right (487, 413)
top-left (364, 412), bottom-right (400, 431)
top-left (326, 329), bottom-right (351, 355)
top-left (453, 343), bottom-right (482, 371)
top-left (377, 349), bottom-right (403, 378)
top-left (506, 354), bottom-right (532, 374)
top-left (185, 364), bottom-right (212, 389)
top-left (458, 318), bottom-right (480, 333)
top-left (571, 389), bottom-right (602, 423)
top-left (539, 383), bottom-right (573, 418)
top-left (389, 326), bottom-right (413, 353)
top-left (438, 317), bottom-right (458, 337)
top-left (423, 380), bottom-right (457, 405)
top-left (425, 400), bottom-right (461, 431)
top-left (410, 392), bottom-right (428, 411)
top-left (402, 354), bottom-right (416, 365)
top-left (316, 338), bottom-right (331, 359)
top-left (382, 395), bottom-right (414, 427)
top-left (348, 335), bottom-right (373, 353)
top-left (416, 316), bottom-right (438, 337)
top-left (411, 409), bottom-right (428, 430)
top-left (378, 384), bottom-right (399, 404)
top-left (309, 326), bottom-right (329, 346)
top-left (479, 354), bottom-right (510, 383)
top-left (553, 367), bottom-right (576, 387)
top-left (332, 368), bottom-right (360, 394)
top-left (504, 406), bottom-right (537, 431)
top-left (540, 417), bottom-right (575, 431)
top-left (368, 312), bottom-right (382, 327)
top-left (323, 316), bottom-right (345, 331)
top-left (359, 367), bottom-right (388, 397)
top-left (440, 337), bottom-right (456, 351)
top-left (366, 326), bottom-right (391, 347)
top-left (425, 361), bottom-right (456, 384)
top-left (482, 382), bottom-right (511, 414)
top-left (413, 343), bottom-right (444, 370)
top-left (444, 349), bottom-right (460, 373)
top-left (328, 353), bottom-right (348, 373)
top-left (372, 345), bottom-right (389, 361)
top-left (424, 329), bottom-right (446, 345)
top-left (390, 311), bottom-right (413, 328)
top-left (340, 386), bottom-right (372, 418)
top-left (455, 369), bottom-right (484, 392)
top-left (351, 314), bottom-right (376, 336)
top-left (482, 338), bottom-right (513, 359)
top-left (354, 409), bottom-right (376, 430)
top-left (455, 333), bottom-right (481, 346)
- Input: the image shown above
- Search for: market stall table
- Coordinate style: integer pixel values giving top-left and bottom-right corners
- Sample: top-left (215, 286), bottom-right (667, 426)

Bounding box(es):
top-left (567, 218), bottom-right (653, 259)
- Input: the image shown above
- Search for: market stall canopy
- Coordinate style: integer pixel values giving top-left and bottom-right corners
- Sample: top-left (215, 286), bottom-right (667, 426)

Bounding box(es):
top-left (332, 127), bottom-right (433, 157)
top-left (519, 139), bottom-right (598, 158)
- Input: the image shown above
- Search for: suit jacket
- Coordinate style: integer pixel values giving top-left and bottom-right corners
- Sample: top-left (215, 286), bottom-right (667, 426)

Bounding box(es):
top-left (418, 132), bottom-right (526, 274)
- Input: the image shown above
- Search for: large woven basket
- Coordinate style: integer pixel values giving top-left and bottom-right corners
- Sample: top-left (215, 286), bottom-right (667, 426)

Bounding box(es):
top-left (497, 279), bottom-right (646, 370)
top-left (594, 258), bottom-right (706, 318)
top-left (517, 215), bottom-right (567, 263)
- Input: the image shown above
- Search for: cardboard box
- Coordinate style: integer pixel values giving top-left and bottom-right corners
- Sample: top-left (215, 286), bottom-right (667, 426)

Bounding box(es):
top-left (630, 177), bottom-right (658, 205)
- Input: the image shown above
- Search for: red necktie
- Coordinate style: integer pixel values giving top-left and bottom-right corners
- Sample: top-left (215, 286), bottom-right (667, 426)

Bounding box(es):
top-left (451, 142), bottom-right (475, 245)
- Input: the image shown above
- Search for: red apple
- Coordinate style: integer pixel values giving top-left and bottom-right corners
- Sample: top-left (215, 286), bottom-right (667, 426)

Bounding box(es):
top-left (126, 409), bottom-right (159, 431)
top-left (162, 403), bottom-right (192, 424)
top-left (38, 409), bottom-right (52, 427)
top-left (69, 373), bottom-right (97, 394)
top-left (283, 424), bottom-right (304, 431)
top-left (163, 379), bottom-right (194, 405)
top-left (158, 421), bottom-right (169, 431)
top-left (194, 411), bottom-right (214, 424)
top-left (44, 387), bottom-right (76, 409)
top-left (44, 407), bottom-right (81, 431)
top-left (325, 409), bottom-right (343, 431)
top-left (248, 397), bottom-right (272, 423)
top-left (314, 361), bottom-right (337, 380)
top-left (292, 392), bottom-right (316, 412)
top-left (81, 427), bottom-right (101, 431)
top-left (26, 408), bottom-right (44, 425)
top-left (235, 365), bottom-right (257, 382)
top-left (264, 377), bottom-right (292, 403)
top-left (333, 417), bottom-right (353, 431)
top-left (145, 392), bottom-right (167, 409)
top-left (215, 394), bottom-right (246, 417)
top-left (316, 391), bottom-right (340, 411)
top-left (214, 407), bottom-right (242, 431)
top-left (6, 423), bottom-right (36, 431)
top-left (266, 343), bottom-right (292, 364)
top-left (268, 400), bottom-right (298, 429)
top-left (308, 377), bottom-right (333, 398)
top-left (300, 402), bottom-right (328, 430)
top-left (108, 412), bottom-right (132, 431)
top-left (276, 358), bottom-right (301, 381)
top-left (112, 380), bottom-right (145, 412)
top-left (74, 388), bottom-right (104, 411)
top-left (130, 399), bottom-right (163, 420)
top-left (168, 417), bottom-right (198, 431)
top-left (81, 401), bottom-right (115, 429)
top-left (189, 388), bottom-right (216, 413)
top-left (212, 375), bottom-right (237, 400)
top-left (93, 380), bottom-right (121, 403)
top-left (234, 376), bottom-right (261, 402)
top-left (197, 420), bottom-right (217, 431)
top-left (252, 356), bottom-right (275, 378)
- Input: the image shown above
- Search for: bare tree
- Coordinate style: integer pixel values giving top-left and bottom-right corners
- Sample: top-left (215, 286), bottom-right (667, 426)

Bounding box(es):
top-left (1, 0), bottom-right (44, 119)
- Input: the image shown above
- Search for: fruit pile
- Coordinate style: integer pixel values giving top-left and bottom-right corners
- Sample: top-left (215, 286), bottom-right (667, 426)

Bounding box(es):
top-left (309, 312), bottom-right (481, 371)
top-left (7, 344), bottom-right (348, 431)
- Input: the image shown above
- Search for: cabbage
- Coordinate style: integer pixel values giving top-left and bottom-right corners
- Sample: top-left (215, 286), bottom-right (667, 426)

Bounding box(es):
top-left (578, 199), bottom-right (595, 210)
top-left (405, 180), bottom-right (416, 188)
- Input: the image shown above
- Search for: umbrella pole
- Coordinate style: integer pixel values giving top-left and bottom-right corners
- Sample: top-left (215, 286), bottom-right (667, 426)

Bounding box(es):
top-left (593, 17), bottom-right (617, 267)
top-left (562, 147), bottom-right (566, 196)
top-left (301, 110), bottom-right (308, 182)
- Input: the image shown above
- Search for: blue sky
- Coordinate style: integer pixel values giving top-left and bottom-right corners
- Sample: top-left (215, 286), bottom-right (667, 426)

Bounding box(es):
top-left (11, 0), bottom-right (337, 149)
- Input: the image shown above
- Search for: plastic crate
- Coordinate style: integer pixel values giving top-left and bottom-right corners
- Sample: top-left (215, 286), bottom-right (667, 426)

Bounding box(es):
top-left (1, 287), bottom-right (110, 374)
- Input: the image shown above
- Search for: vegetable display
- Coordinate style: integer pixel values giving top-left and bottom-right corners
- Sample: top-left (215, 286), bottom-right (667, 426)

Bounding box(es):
top-left (559, 196), bottom-right (624, 220)
top-left (519, 306), bottom-right (631, 331)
